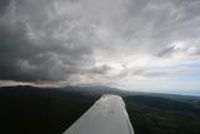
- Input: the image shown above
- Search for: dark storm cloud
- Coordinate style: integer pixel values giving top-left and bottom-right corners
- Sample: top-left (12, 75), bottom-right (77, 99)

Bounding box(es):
top-left (0, 0), bottom-right (11, 14)
top-left (0, 0), bottom-right (96, 82)
top-left (0, 20), bottom-right (93, 81)
top-left (0, 0), bottom-right (200, 86)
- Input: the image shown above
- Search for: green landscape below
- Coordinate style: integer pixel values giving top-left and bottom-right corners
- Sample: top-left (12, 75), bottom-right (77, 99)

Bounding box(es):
top-left (0, 86), bottom-right (200, 134)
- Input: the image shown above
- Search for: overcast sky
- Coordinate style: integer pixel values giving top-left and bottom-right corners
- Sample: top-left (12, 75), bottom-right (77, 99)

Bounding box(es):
top-left (0, 0), bottom-right (200, 94)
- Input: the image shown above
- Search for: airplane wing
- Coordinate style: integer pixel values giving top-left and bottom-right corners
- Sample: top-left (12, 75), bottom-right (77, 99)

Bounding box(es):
top-left (63, 94), bottom-right (134, 134)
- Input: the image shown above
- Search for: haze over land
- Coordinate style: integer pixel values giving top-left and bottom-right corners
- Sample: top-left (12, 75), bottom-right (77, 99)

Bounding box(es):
top-left (0, 0), bottom-right (200, 95)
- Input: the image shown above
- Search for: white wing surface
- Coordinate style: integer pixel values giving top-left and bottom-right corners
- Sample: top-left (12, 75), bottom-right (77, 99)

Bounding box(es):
top-left (63, 94), bottom-right (134, 134)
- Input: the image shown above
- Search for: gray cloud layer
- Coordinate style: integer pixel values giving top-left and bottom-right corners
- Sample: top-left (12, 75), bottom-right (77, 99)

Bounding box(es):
top-left (0, 0), bottom-right (200, 86)
top-left (0, 0), bottom-right (95, 82)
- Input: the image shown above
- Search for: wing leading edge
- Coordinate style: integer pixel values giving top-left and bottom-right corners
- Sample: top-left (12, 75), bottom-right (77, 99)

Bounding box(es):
top-left (63, 94), bottom-right (134, 134)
